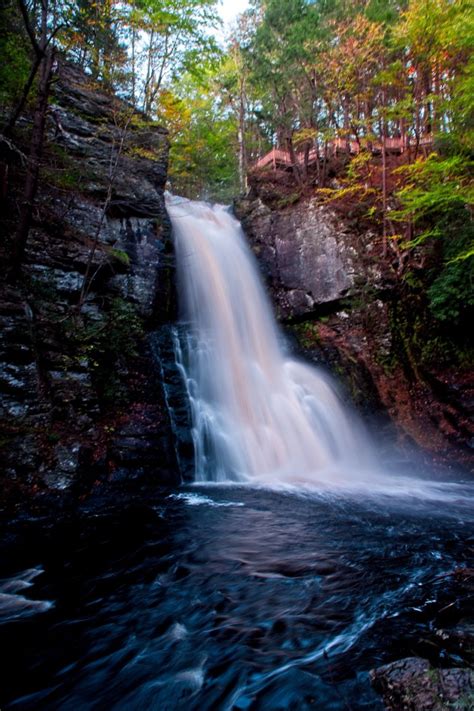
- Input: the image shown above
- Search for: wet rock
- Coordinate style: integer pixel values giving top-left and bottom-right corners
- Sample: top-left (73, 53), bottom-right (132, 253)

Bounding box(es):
top-left (435, 624), bottom-right (474, 667)
top-left (236, 193), bottom-right (474, 468)
top-left (54, 443), bottom-right (81, 473)
top-left (0, 363), bottom-right (37, 396)
top-left (370, 657), bottom-right (474, 711)
top-left (0, 61), bottom-right (180, 506)
top-left (40, 443), bottom-right (83, 491)
top-left (27, 265), bottom-right (83, 295)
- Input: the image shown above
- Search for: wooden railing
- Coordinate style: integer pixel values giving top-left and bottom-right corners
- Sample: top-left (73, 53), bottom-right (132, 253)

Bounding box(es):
top-left (252, 135), bottom-right (434, 171)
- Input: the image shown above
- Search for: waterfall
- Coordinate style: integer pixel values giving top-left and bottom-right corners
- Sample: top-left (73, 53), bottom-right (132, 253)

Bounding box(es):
top-left (167, 195), bottom-right (374, 485)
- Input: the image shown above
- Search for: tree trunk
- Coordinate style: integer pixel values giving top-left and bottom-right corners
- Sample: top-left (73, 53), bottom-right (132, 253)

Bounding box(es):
top-left (314, 136), bottom-right (321, 187)
top-left (143, 29), bottom-right (155, 115)
top-left (287, 136), bottom-right (302, 187)
top-left (9, 48), bottom-right (55, 276)
top-left (302, 142), bottom-right (310, 181)
top-left (238, 76), bottom-right (247, 193)
top-left (343, 96), bottom-right (350, 154)
top-left (131, 25), bottom-right (136, 106)
top-left (414, 73), bottom-right (422, 158)
top-left (381, 88), bottom-right (388, 257)
top-left (321, 140), bottom-right (328, 187)
top-left (432, 59), bottom-right (440, 135)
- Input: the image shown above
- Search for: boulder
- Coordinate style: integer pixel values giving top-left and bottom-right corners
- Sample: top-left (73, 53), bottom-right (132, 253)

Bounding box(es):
top-left (370, 657), bottom-right (474, 710)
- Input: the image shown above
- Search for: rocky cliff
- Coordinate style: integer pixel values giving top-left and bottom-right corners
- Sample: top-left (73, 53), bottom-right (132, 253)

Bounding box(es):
top-left (235, 193), bottom-right (474, 471)
top-left (0, 62), bottom-right (184, 512)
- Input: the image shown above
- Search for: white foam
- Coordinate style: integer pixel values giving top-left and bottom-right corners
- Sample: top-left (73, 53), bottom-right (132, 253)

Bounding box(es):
top-left (168, 493), bottom-right (245, 507)
top-left (0, 567), bottom-right (54, 622)
top-left (167, 194), bottom-right (473, 506)
top-left (168, 194), bottom-right (374, 486)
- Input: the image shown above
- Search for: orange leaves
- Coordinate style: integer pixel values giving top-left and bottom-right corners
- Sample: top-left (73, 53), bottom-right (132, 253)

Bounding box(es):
top-left (323, 15), bottom-right (385, 96)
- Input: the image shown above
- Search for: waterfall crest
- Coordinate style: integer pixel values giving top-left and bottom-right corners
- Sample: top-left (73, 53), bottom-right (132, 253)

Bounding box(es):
top-left (167, 195), bottom-right (374, 485)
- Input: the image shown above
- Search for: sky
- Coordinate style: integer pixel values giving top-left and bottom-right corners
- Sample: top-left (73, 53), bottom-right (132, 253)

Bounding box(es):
top-left (218, 0), bottom-right (250, 28)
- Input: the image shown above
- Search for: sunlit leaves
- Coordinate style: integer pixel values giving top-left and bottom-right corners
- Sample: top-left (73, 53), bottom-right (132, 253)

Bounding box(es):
top-left (392, 154), bottom-right (474, 246)
top-left (156, 62), bottom-right (240, 200)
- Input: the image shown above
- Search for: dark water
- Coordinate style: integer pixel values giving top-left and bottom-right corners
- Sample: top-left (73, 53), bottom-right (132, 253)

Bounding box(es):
top-left (1, 482), bottom-right (473, 710)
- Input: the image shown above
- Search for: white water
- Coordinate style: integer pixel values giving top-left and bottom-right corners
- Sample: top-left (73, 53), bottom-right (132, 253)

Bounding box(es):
top-left (166, 196), bottom-right (474, 505)
top-left (0, 568), bottom-right (53, 622)
top-left (167, 196), bottom-right (375, 486)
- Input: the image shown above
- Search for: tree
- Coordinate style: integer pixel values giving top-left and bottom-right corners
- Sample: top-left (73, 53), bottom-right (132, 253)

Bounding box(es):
top-left (157, 62), bottom-right (240, 201)
top-left (68, 0), bottom-right (128, 90)
top-left (8, 0), bottom-right (63, 275)
top-left (129, 0), bottom-right (220, 115)
top-left (242, 0), bottom-right (325, 183)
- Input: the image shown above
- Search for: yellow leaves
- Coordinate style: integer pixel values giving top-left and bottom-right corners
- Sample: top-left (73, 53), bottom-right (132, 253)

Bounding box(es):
top-left (331, 15), bottom-right (384, 59)
top-left (293, 128), bottom-right (318, 147)
top-left (396, 0), bottom-right (472, 70)
top-left (318, 184), bottom-right (377, 203)
top-left (128, 146), bottom-right (161, 162)
top-left (449, 247), bottom-right (474, 263)
top-left (156, 89), bottom-right (191, 138)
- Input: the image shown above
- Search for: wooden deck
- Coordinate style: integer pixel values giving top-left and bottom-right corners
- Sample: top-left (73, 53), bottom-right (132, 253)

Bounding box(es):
top-left (252, 135), bottom-right (434, 171)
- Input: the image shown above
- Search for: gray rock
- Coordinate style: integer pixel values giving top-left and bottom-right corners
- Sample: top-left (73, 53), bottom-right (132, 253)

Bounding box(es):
top-left (370, 657), bottom-right (474, 710)
top-left (0, 60), bottom-right (179, 498)
top-left (54, 443), bottom-right (81, 474)
top-left (236, 197), bottom-right (385, 319)
top-left (0, 363), bottom-right (36, 394)
top-left (28, 266), bottom-right (84, 294)
top-left (236, 193), bottom-right (474, 467)
top-left (0, 400), bottom-right (31, 418)
top-left (42, 471), bottom-right (76, 491)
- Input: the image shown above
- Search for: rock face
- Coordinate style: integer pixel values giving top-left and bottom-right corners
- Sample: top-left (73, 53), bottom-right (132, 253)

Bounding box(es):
top-left (370, 657), bottom-right (474, 711)
top-left (0, 62), bottom-right (183, 510)
top-left (235, 195), bottom-right (474, 468)
top-left (236, 196), bottom-right (385, 319)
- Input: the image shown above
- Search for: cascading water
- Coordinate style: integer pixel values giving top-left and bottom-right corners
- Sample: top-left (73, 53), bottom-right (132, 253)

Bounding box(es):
top-left (2, 203), bottom-right (472, 711)
top-left (167, 195), bottom-right (374, 485)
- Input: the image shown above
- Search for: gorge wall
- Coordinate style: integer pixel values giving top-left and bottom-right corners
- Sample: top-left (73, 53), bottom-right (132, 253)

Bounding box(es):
top-left (1, 62), bottom-right (472, 515)
top-left (0, 62), bottom-right (183, 512)
top-left (235, 192), bottom-right (474, 472)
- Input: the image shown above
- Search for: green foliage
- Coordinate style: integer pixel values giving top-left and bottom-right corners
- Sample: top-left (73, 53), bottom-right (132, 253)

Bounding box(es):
top-left (83, 298), bottom-right (143, 360)
top-left (390, 146), bottom-right (473, 326)
top-left (0, 3), bottom-right (30, 110)
top-left (428, 258), bottom-right (474, 324)
top-left (41, 143), bottom-right (91, 191)
top-left (319, 150), bottom-right (380, 221)
top-left (276, 192), bottom-right (301, 208)
top-left (389, 295), bottom-right (474, 374)
top-left (242, 0), bottom-right (324, 143)
top-left (290, 322), bottom-right (321, 349)
top-left (401, 270), bottom-right (423, 289)
top-left (157, 63), bottom-right (240, 201)
top-left (393, 154), bottom-right (473, 247)
top-left (109, 249), bottom-right (130, 267)
top-left (124, 0), bottom-right (221, 112)
top-left (391, 148), bottom-right (473, 326)
top-left (126, 145), bottom-right (163, 162)
top-left (427, 226), bottom-right (474, 325)
top-left (69, 0), bottom-right (129, 89)
top-left (79, 297), bottom-right (144, 406)
top-left (42, 164), bottom-right (84, 191)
